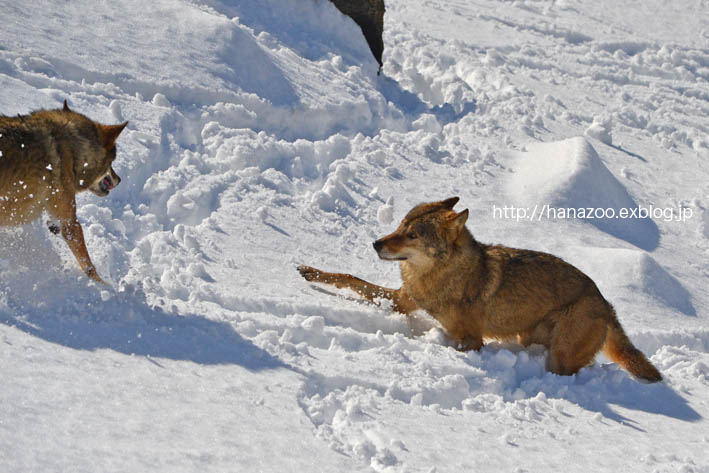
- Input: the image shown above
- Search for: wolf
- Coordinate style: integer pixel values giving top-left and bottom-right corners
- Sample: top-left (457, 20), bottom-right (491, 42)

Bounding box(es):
top-left (298, 197), bottom-right (662, 382)
top-left (0, 100), bottom-right (127, 284)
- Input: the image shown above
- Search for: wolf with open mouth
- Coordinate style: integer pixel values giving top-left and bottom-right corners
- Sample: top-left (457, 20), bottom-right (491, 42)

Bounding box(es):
top-left (0, 100), bottom-right (127, 284)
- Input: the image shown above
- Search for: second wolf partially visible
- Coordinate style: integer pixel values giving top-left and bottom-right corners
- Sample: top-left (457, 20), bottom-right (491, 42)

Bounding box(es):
top-left (0, 101), bottom-right (127, 284)
top-left (298, 197), bottom-right (662, 382)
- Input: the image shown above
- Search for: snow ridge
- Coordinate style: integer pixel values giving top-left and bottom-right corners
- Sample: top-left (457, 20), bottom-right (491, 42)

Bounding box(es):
top-left (1, 0), bottom-right (708, 472)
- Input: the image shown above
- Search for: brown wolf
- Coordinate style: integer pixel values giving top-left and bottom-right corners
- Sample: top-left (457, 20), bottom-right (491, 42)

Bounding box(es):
top-left (0, 101), bottom-right (127, 284)
top-left (298, 197), bottom-right (662, 382)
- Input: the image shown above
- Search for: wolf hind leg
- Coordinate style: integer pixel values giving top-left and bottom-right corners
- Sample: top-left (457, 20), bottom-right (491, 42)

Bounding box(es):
top-left (297, 265), bottom-right (417, 314)
top-left (547, 299), bottom-right (608, 376)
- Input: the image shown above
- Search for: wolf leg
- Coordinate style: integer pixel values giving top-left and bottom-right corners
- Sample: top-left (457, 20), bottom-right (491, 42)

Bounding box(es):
top-left (59, 217), bottom-right (106, 284)
top-left (443, 308), bottom-right (483, 351)
top-left (50, 195), bottom-right (106, 284)
top-left (548, 300), bottom-right (607, 376)
top-left (297, 265), bottom-right (417, 314)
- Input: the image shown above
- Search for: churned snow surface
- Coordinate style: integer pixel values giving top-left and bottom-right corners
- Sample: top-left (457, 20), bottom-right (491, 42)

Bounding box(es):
top-left (1, 0), bottom-right (708, 471)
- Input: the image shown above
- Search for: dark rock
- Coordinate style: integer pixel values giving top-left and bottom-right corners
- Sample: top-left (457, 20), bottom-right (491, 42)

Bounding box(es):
top-left (329, 0), bottom-right (385, 67)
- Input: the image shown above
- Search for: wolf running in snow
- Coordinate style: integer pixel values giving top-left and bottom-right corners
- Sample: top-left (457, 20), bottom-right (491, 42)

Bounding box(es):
top-left (0, 101), bottom-right (127, 284)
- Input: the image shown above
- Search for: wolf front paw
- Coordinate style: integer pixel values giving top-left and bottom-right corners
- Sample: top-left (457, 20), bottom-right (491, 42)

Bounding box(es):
top-left (47, 221), bottom-right (61, 235)
top-left (297, 264), bottom-right (324, 282)
top-left (85, 266), bottom-right (109, 286)
top-left (456, 336), bottom-right (483, 352)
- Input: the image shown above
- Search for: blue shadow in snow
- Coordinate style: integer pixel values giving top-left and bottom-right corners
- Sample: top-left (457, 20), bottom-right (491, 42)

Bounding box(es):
top-left (559, 375), bottom-right (702, 430)
top-left (472, 343), bottom-right (700, 430)
top-left (0, 285), bottom-right (284, 371)
top-left (587, 212), bottom-right (660, 253)
top-left (377, 75), bottom-right (476, 125)
top-left (605, 382), bottom-right (701, 424)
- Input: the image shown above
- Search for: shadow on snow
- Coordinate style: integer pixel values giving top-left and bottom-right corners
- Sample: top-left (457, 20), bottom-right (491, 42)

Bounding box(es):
top-left (473, 343), bottom-right (701, 428)
top-left (0, 284), bottom-right (284, 370)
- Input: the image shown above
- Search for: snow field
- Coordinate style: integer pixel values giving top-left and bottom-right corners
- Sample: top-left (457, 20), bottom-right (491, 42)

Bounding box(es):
top-left (1, 0), bottom-right (709, 471)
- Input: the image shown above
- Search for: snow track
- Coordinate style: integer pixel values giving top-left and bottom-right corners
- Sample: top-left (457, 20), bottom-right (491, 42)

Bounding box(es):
top-left (1, 0), bottom-right (708, 471)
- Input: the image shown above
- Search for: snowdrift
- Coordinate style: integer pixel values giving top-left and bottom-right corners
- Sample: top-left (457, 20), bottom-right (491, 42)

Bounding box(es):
top-left (507, 137), bottom-right (659, 250)
top-left (1, 0), bottom-right (708, 472)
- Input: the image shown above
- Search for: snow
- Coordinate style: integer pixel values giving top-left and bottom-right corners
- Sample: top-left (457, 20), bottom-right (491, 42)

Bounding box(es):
top-left (1, 0), bottom-right (708, 472)
top-left (506, 137), bottom-right (661, 250)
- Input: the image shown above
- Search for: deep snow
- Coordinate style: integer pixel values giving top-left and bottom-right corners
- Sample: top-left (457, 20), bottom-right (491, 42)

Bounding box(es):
top-left (1, 0), bottom-right (708, 471)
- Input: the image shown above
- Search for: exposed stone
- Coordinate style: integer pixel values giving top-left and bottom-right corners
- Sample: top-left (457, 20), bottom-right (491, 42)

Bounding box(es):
top-left (329, 0), bottom-right (385, 67)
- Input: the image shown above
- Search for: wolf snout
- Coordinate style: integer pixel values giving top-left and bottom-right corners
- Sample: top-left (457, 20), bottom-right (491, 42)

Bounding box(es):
top-left (109, 168), bottom-right (121, 188)
top-left (373, 240), bottom-right (383, 252)
top-left (91, 169), bottom-right (121, 197)
top-left (103, 170), bottom-right (121, 190)
top-left (99, 175), bottom-right (115, 193)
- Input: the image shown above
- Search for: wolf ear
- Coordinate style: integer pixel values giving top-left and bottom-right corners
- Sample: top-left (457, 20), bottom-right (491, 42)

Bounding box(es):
top-left (63, 99), bottom-right (70, 112)
top-left (448, 209), bottom-right (469, 234)
top-left (97, 121), bottom-right (128, 148)
top-left (441, 196), bottom-right (460, 210)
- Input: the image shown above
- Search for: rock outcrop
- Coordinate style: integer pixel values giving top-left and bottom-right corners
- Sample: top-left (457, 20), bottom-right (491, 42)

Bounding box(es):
top-left (329, 0), bottom-right (385, 67)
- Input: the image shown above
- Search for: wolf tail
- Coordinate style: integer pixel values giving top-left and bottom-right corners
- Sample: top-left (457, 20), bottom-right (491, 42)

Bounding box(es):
top-left (603, 311), bottom-right (662, 383)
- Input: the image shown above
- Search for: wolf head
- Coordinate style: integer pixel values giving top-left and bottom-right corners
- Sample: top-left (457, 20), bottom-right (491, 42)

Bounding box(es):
top-left (59, 100), bottom-right (127, 197)
top-left (373, 197), bottom-right (469, 265)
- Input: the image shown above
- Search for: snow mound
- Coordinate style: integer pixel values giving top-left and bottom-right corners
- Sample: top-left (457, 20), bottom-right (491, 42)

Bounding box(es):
top-left (565, 246), bottom-right (696, 316)
top-left (0, 0), bottom-right (389, 141)
top-left (506, 137), bottom-right (659, 250)
top-left (2, 1), bottom-right (709, 471)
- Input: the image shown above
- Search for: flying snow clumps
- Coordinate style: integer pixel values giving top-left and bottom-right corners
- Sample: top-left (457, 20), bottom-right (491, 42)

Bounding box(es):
top-left (151, 93), bottom-right (171, 108)
top-left (585, 116), bottom-right (613, 145)
top-left (377, 197), bottom-right (395, 225)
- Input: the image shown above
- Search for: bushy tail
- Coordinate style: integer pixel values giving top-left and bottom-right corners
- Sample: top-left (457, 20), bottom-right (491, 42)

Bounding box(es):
top-left (604, 314), bottom-right (662, 383)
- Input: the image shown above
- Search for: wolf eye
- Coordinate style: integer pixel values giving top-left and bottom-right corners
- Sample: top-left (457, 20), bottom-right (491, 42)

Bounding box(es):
top-left (406, 231), bottom-right (417, 240)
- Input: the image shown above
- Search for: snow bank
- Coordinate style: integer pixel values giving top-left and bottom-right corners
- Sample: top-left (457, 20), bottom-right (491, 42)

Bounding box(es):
top-left (565, 246), bottom-right (696, 316)
top-left (506, 137), bottom-right (659, 250)
top-left (0, 0), bottom-right (396, 141)
top-left (2, 0), bottom-right (708, 471)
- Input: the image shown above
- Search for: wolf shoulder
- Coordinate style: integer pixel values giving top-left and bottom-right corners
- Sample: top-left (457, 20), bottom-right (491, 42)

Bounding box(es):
top-left (0, 114), bottom-right (60, 162)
